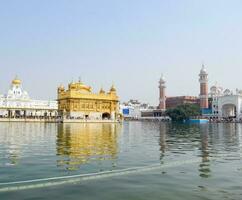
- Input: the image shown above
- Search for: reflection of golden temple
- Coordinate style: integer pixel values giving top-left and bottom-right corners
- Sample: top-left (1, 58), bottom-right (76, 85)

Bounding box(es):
top-left (57, 80), bottom-right (121, 121)
top-left (56, 123), bottom-right (121, 170)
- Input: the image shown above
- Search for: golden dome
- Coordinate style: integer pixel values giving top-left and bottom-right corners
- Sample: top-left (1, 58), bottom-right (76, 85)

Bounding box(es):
top-left (12, 77), bottom-right (21, 85)
top-left (79, 81), bottom-right (91, 92)
top-left (69, 81), bottom-right (92, 92)
top-left (110, 84), bottom-right (116, 92)
top-left (99, 88), bottom-right (105, 94)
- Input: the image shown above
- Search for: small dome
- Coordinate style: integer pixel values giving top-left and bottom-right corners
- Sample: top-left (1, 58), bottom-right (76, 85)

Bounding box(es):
top-left (200, 64), bottom-right (207, 74)
top-left (99, 88), bottom-right (105, 94)
top-left (110, 84), bottom-right (116, 92)
top-left (12, 77), bottom-right (21, 85)
top-left (210, 83), bottom-right (223, 96)
top-left (79, 82), bottom-right (91, 92)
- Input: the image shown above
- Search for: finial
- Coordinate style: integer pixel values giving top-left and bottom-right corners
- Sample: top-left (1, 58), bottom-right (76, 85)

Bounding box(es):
top-left (160, 73), bottom-right (165, 82)
top-left (78, 76), bottom-right (82, 83)
top-left (202, 60), bottom-right (205, 67)
top-left (202, 64), bottom-right (205, 70)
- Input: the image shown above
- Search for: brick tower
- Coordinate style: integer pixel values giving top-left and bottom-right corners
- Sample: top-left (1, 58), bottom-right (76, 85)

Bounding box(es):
top-left (159, 74), bottom-right (166, 110)
top-left (199, 65), bottom-right (209, 109)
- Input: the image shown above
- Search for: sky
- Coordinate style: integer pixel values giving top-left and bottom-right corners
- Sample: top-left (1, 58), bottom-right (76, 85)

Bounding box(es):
top-left (1, 0), bottom-right (242, 105)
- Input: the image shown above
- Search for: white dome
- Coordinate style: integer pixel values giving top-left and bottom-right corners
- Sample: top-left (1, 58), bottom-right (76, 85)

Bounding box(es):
top-left (210, 84), bottom-right (223, 96)
top-left (200, 65), bottom-right (207, 74)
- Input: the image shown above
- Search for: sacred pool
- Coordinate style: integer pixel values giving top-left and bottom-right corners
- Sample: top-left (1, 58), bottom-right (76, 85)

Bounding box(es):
top-left (0, 122), bottom-right (241, 200)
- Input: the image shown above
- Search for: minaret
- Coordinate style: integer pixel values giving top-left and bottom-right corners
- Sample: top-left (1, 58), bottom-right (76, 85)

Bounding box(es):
top-left (159, 74), bottom-right (166, 110)
top-left (199, 64), bottom-right (209, 109)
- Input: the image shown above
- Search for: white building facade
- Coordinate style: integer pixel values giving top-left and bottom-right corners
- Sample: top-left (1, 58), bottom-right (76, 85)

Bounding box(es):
top-left (209, 84), bottom-right (242, 120)
top-left (120, 100), bottom-right (151, 119)
top-left (0, 78), bottom-right (58, 118)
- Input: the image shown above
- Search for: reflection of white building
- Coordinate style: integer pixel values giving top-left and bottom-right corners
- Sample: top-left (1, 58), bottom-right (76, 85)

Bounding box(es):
top-left (0, 77), bottom-right (58, 117)
top-left (209, 83), bottom-right (242, 120)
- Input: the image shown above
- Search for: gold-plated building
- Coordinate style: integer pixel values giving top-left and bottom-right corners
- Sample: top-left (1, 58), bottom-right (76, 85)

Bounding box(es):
top-left (57, 80), bottom-right (120, 121)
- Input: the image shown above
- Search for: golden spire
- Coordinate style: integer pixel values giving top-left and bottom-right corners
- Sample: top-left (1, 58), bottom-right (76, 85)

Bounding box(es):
top-left (110, 84), bottom-right (116, 92)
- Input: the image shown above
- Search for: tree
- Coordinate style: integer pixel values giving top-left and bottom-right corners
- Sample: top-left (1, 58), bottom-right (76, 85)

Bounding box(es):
top-left (165, 104), bottom-right (201, 121)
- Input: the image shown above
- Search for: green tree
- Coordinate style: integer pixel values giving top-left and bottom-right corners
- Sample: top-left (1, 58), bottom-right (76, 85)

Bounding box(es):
top-left (165, 104), bottom-right (201, 121)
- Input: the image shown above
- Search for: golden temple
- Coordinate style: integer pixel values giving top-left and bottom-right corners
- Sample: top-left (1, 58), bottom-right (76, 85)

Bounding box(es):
top-left (57, 80), bottom-right (121, 121)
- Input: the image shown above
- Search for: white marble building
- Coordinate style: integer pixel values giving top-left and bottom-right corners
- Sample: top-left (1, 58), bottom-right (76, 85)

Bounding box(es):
top-left (0, 77), bottom-right (58, 118)
top-left (120, 100), bottom-right (151, 118)
top-left (209, 84), bottom-right (242, 120)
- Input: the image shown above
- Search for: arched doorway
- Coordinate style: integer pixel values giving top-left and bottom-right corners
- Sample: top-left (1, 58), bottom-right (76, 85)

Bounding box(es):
top-left (102, 113), bottom-right (111, 120)
top-left (222, 104), bottom-right (236, 118)
top-left (15, 110), bottom-right (21, 117)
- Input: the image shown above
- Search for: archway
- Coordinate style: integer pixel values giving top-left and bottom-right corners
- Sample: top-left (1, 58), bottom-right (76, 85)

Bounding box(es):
top-left (15, 110), bottom-right (21, 117)
top-left (222, 104), bottom-right (236, 118)
top-left (102, 112), bottom-right (111, 120)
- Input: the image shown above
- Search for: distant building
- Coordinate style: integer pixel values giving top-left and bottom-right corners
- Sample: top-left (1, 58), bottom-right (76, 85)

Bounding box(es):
top-left (57, 80), bottom-right (120, 120)
top-left (0, 77), bottom-right (57, 117)
top-left (120, 99), bottom-right (150, 118)
top-left (198, 67), bottom-right (242, 120)
top-left (158, 65), bottom-right (210, 113)
top-left (209, 84), bottom-right (242, 120)
top-left (141, 109), bottom-right (166, 118)
top-left (166, 96), bottom-right (199, 109)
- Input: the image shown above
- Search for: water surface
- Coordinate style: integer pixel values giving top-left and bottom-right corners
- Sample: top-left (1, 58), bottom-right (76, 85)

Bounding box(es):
top-left (0, 122), bottom-right (242, 199)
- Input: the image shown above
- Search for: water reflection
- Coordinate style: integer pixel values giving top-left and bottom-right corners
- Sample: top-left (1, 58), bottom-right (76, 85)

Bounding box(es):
top-left (159, 123), bottom-right (167, 163)
top-left (0, 123), bottom-right (56, 166)
top-left (199, 125), bottom-right (211, 178)
top-left (157, 123), bottom-right (242, 178)
top-left (56, 123), bottom-right (121, 171)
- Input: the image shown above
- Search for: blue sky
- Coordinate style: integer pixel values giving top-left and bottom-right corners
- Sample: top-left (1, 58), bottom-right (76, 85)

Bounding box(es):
top-left (1, 0), bottom-right (242, 105)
